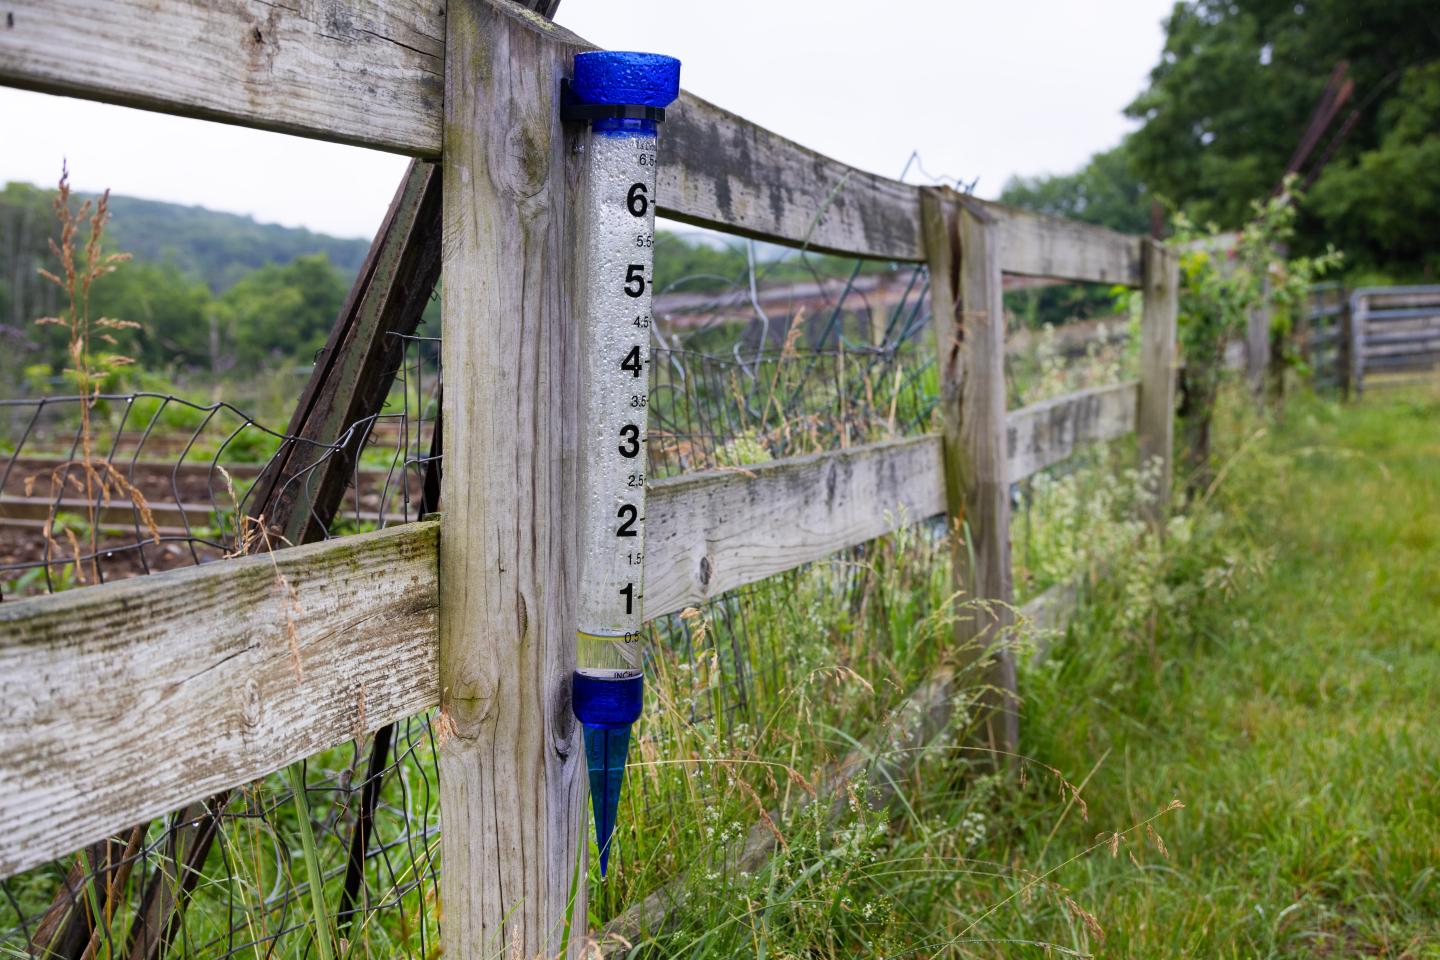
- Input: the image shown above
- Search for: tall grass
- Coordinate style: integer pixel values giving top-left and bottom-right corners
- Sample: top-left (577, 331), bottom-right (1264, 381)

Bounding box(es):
top-left (971, 385), bottom-right (1440, 957)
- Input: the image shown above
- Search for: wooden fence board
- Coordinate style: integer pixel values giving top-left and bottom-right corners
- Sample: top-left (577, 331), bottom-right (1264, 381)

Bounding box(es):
top-left (251, 159), bottom-right (443, 546)
top-left (644, 435), bottom-right (946, 618)
top-left (1137, 238), bottom-right (1179, 523)
top-left (0, 0), bottom-right (444, 155)
top-left (991, 205), bottom-right (1144, 286)
top-left (922, 189), bottom-right (1018, 758)
top-left (0, 522), bottom-right (439, 878)
top-left (1005, 381), bottom-right (1139, 483)
top-left (437, 2), bottom-right (589, 953)
top-left (1365, 307), bottom-right (1440, 323)
top-left (658, 92), bottom-right (923, 261)
top-left (0, 377), bottom-right (1143, 879)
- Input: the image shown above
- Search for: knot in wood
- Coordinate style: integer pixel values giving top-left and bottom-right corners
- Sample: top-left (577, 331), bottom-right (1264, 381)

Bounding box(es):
top-left (240, 677), bottom-right (262, 728)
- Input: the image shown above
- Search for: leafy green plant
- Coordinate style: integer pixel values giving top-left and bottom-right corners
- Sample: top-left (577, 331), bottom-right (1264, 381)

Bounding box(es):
top-left (1169, 179), bottom-right (1341, 490)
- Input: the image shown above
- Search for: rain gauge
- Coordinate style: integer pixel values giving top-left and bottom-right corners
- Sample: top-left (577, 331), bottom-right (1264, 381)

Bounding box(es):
top-left (563, 50), bottom-right (680, 877)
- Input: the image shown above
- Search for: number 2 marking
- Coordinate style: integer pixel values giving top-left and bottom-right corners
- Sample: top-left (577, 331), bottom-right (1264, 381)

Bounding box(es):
top-left (616, 503), bottom-right (639, 537)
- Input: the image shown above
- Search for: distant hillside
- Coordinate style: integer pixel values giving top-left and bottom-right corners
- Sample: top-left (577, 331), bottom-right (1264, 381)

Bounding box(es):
top-left (0, 181), bottom-right (370, 295)
top-left (102, 193), bottom-right (370, 291)
top-left (0, 182), bottom-right (375, 384)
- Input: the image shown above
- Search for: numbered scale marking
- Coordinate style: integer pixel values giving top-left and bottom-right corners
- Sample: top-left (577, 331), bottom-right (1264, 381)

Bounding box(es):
top-left (575, 131), bottom-right (661, 679)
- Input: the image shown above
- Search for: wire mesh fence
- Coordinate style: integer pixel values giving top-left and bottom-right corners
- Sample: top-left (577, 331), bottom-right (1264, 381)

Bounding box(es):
top-left (0, 207), bottom-right (1171, 952)
top-left (3, 225), bottom-right (1168, 955)
top-left (0, 332), bottom-right (440, 599)
top-left (647, 262), bottom-right (937, 477)
top-left (0, 240), bottom-right (951, 957)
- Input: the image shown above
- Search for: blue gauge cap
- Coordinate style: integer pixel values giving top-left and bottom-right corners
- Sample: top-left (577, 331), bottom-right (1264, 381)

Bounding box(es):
top-left (572, 51), bottom-right (681, 109)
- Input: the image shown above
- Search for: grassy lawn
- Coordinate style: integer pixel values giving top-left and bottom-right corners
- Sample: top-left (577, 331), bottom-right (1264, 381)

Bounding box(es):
top-left (1003, 386), bottom-right (1440, 958)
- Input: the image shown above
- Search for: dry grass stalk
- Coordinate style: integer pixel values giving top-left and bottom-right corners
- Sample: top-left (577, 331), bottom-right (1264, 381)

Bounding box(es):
top-left (32, 164), bottom-right (160, 586)
top-left (221, 466), bottom-right (305, 682)
top-left (1062, 895), bottom-right (1106, 942)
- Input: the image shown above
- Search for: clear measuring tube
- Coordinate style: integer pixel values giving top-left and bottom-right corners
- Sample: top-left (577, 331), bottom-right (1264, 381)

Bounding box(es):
top-left (567, 50), bottom-right (680, 877)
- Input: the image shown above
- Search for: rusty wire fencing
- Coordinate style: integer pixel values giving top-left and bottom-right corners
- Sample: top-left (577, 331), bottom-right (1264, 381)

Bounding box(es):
top-left (0, 331), bottom-right (441, 599)
top-left (1, 242), bottom-right (949, 958)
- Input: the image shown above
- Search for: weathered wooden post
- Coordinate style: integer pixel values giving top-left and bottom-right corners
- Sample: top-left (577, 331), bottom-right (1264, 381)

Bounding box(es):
top-left (920, 187), bottom-right (1017, 760)
top-left (1138, 239), bottom-right (1178, 526)
top-left (439, 3), bottom-right (588, 957)
top-left (1246, 291), bottom-right (1270, 404)
top-left (1348, 290), bottom-right (1367, 397)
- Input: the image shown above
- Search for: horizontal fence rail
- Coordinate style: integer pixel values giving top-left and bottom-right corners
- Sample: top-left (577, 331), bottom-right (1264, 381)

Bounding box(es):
top-left (0, 377), bottom-right (1147, 876)
top-left (1006, 381), bottom-right (1138, 482)
top-left (0, 0), bottom-right (1143, 280)
top-left (0, 522), bottom-right (441, 877)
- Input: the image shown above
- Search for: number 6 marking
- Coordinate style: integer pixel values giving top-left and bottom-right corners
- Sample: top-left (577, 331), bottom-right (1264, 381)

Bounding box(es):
top-left (627, 182), bottom-right (648, 217)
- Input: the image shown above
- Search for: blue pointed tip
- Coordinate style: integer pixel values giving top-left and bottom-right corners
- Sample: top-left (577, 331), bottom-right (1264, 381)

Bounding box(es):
top-left (573, 671), bottom-right (643, 878)
top-left (583, 723), bottom-right (632, 877)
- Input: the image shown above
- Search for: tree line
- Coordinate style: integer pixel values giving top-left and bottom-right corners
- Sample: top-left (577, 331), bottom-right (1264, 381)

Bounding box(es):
top-left (0, 177), bottom-right (891, 395)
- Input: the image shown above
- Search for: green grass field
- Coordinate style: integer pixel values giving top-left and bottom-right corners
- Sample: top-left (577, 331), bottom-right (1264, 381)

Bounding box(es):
top-left (995, 386), bottom-right (1440, 957)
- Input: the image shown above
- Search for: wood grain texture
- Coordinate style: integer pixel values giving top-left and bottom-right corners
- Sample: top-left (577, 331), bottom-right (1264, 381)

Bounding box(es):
top-left (644, 435), bottom-right (946, 618)
top-left (921, 188), bottom-right (1018, 758)
top-left (438, 2), bottom-right (587, 955)
top-left (0, 522), bottom-right (439, 878)
top-left (0, 435), bottom-right (962, 880)
top-left (0, 408), bottom-right (1173, 880)
top-left (1005, 381), bottom-right (1140, 483)
top-left (0, 0), bottom-right (444, 155)
top-left (110, 161), bottom-right (445, 960)
top-left (1138, 239), bottom-right (1178, 524)
top-left (658, 92), bottom-right (924, 261)
top-left (990, 205), bottom-right (1144, 286)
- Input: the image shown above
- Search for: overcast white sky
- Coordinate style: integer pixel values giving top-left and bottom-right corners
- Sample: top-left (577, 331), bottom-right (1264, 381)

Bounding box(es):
top-left (0, 0), bottom-right (1173, 240)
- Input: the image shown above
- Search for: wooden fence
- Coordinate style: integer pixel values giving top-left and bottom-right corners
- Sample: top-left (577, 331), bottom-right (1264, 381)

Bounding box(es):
top-left (0, 2), bottom-right (1179, 956)
top-left (1307, 284), bottom-right (1440, 394)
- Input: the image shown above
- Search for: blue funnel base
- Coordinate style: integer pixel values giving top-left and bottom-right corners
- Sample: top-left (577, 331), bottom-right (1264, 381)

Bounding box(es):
top-left (583, 724), bottom-right (631, 876)
top-left (573, 671), bottom-right (643, 877)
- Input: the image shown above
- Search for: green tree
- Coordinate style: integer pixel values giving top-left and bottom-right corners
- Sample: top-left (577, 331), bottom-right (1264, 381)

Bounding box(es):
top-left (1170, 182), bottom-right (1341, 489)
top-left (999, 145), bottom-right (1152, 235)
top-left (1126, 0), bottom-right (1439, 273)
top-left (1308, 61), bottom-right (1440, 277)
top-left (219, 253), bottom-right (348, 371)
top-left (88, 261), bottom-right (214, 370)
